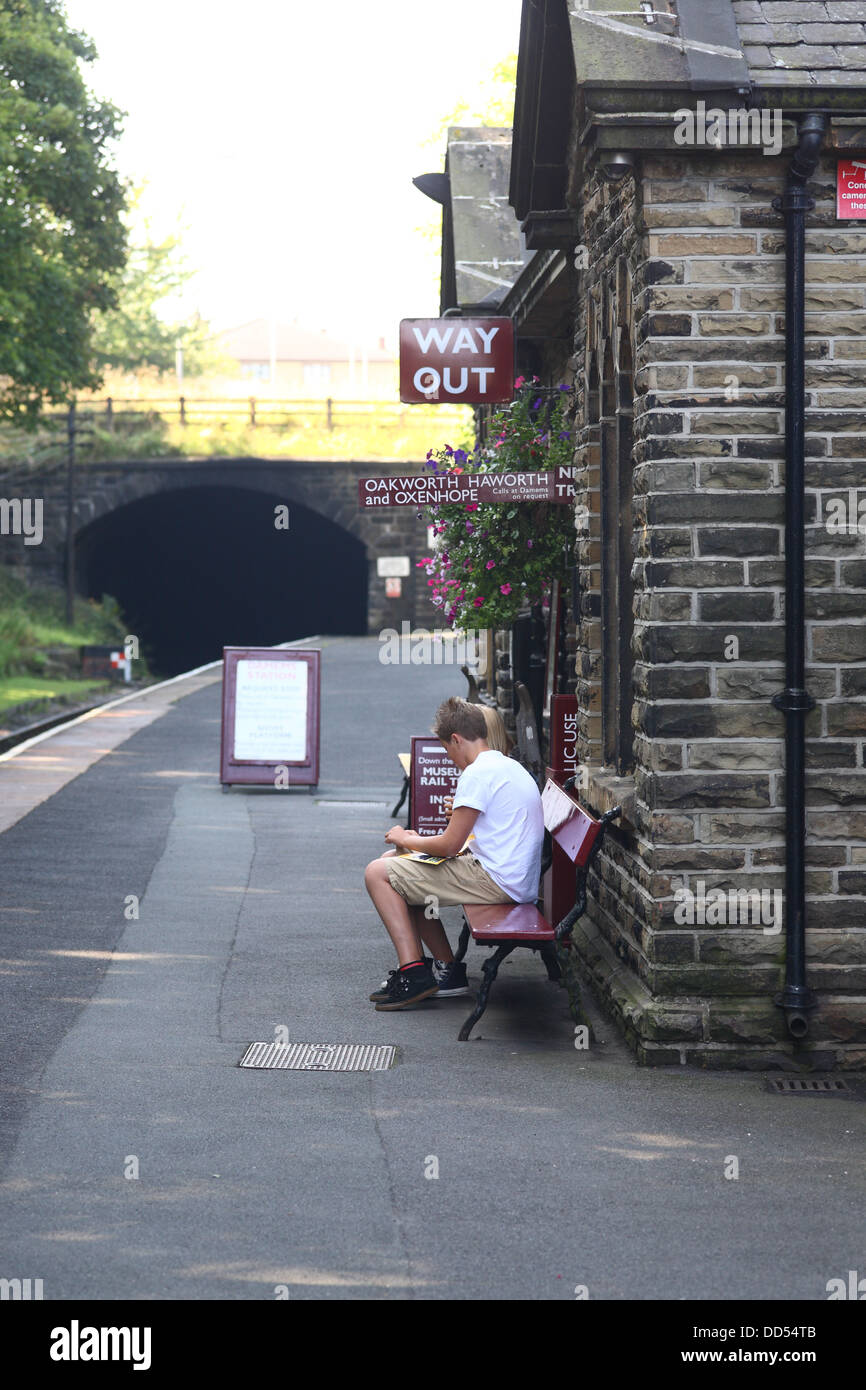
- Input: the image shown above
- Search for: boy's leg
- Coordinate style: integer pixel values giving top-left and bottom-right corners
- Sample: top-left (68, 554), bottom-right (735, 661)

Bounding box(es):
top-left (411, 903), bottom-right (454, 964)
top-left (364, 858), bottom-right (426, 966)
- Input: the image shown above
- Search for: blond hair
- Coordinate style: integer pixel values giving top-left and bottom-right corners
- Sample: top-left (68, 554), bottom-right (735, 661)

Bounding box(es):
top-left (480, 704), bottom-right (512, 755)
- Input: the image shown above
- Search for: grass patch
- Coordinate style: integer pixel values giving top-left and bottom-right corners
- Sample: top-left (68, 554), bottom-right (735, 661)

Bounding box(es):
top-left (0, 676), bottom-right (112, 715)
top-left (0, 567), bottom-right (132, 679)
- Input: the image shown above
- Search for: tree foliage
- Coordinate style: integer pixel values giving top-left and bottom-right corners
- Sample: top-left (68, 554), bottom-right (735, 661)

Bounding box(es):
top-left (0, 0), bottom-right (128, 423)
top-left (91, 202), bottom-right (224, 378)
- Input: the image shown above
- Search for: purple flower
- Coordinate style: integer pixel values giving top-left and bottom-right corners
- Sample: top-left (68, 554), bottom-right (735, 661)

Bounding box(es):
top-left (557, 383), bottom-right (572, 393)
top-left (527, 539), bottom-right (534, 549)
top-left (532, 397), bottom-right (542, 410)
top-left (558, 431), bottom-right (571, 441)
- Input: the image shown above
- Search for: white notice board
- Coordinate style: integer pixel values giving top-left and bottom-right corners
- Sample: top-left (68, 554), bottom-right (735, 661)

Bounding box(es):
top-left (220, 647), bottom-right (320, 786)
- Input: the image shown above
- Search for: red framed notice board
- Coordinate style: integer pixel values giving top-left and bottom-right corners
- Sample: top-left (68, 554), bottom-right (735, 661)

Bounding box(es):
top-left (410, 735), bottom-right (460, 835)
top-left (220, 647), bottom-right (320, 787)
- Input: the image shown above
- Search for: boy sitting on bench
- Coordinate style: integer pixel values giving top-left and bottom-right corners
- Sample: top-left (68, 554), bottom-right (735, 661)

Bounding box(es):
top-left (363, 696), bottom-right (545, 1011)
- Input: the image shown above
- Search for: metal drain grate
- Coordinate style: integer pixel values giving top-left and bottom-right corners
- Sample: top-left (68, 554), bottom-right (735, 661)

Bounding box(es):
top-left (767, 1077), bottom-right (853, 1094)
top-left (239, 1041), bottom-right (397, 1071)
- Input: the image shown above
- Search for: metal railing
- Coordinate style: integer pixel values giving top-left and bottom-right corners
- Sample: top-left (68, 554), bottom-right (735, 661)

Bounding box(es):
top-left (39, 397), bottom-right (469, 432)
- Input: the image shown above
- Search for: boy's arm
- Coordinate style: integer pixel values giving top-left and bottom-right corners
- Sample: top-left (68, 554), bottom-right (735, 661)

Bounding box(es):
top-left (384, 806), bottom-right (479, 857)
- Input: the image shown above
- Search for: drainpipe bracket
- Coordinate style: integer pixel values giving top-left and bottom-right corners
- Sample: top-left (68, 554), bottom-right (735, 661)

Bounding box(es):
top-left (774, 987), bottom-right (818, 1014)
top-left (772, 189), bottom-right (815, 215)
top-left (772, 687), bottom-right (815, 714)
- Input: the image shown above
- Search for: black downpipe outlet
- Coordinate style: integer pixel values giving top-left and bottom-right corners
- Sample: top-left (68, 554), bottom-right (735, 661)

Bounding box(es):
top-left (771, 113), bottom-right (828, 1039)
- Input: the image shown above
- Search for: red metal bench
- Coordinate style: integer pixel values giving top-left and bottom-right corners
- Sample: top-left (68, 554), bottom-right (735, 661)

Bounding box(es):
top-left (453, 778), bottom-right (621, 1041)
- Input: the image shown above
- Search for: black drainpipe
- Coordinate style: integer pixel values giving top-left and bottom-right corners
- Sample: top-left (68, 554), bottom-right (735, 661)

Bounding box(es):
top-left (771, 111), bottom-right (828, 1039)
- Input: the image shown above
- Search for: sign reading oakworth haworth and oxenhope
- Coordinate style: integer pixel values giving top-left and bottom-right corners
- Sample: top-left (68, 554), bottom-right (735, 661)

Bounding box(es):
top-left (837, 159), bottom-right (866, 219)
top-left (358, 467), bottom-right (576, 508)
top-left (399, 317), bottom-right (515, 403)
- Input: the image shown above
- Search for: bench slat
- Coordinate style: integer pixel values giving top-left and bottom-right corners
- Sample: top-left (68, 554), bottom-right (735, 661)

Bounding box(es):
top-left (464, 901), bottom-right (555, 943)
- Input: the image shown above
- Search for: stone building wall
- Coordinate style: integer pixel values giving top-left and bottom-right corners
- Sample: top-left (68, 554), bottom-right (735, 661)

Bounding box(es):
top-left (566, 146), bottom-right (866, 1068)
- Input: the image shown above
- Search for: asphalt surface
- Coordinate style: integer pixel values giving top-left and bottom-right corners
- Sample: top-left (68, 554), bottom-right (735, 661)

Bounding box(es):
top-left (0, 636), bottom-right (864, 1301)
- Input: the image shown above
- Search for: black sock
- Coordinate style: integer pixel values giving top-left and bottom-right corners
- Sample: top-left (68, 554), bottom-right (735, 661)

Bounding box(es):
top-left (399, 958), bottom-right (425, 972)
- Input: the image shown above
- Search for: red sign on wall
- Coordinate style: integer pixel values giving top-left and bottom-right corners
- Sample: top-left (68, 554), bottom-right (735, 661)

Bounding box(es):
top-left (837, 159), bottom-right (866, 219)
top-left (400, 317), bottom-right (515, 404)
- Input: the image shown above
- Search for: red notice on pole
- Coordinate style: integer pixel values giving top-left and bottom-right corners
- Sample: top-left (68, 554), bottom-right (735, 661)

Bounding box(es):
top-left (400, 317), bottom-right (514, 404)
top-left (837, 159), bottom-right (866, 219)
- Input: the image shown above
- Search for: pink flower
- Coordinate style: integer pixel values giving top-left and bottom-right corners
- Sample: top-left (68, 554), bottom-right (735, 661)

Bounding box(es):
top-left (485, 560), bottom-right (495, 570)
top-left (473, 596), bottom-right (485, 608)
top-left (465, 503), bottom-right (478, 511)
top-left (514, 375), bottom-right (525, 389)
top-left (500, 583), bottom-right (512, 596)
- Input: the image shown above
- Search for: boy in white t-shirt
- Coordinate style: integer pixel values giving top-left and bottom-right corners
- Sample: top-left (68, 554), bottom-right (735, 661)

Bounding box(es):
top-left (363, 697), bottom-right (544, 1010)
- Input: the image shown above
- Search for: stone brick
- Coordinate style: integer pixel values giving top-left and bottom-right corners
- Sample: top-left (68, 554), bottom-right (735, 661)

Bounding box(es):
top-left (687, 741), bottom-right (781, 771)
top-left (700, 461), bottom-right (775, 491)
top-left (697, 527), bottom-right (780, 556)
top-left (808, 810), bottom-right (866, 839)
top-left (805, 741), bottom-right (858, 769)
top-left (647, 625), bottom-right (784, 663)
top-left (654, 772), bottom-right (771, 809)
top-left (640, 1008), bottom-right (704, 1042)
top-left (700, 811), bottom-right (784, 843)
top-left (655, 846), bottom-right (746, 870)
top-left (649, 493), bottom-right (782, 524)
top-left (841, 669), bottom-right (866, 696)
top-left (644, 560), bottom-right (744, 588)
top-left (697, 313), bottom-right (772, 336)
top-left (811, 625), bottom-right (866, 661)
top-left (805, 772), bottom-right (866, 806)
top-left (826, 704), bottom-right (866, 736)
top-left (645, 287), bottom-right (734, 311)
top-left (646, 666), bottom-right (712, 700)
top-left (645, 179), bottom-right (709, 204)
top-left (651, 932), bottom-right (698, 964)
top-left (698, 591), bottom-right (775, 621)
top-left (651, 234), bottom-right (757, 256)
top-left (651, 812), bottom-right (697, 844)
top-left (707, 1001), bottom-right (786, 1045)
top-left (642, 207), bottom-right (738, 229)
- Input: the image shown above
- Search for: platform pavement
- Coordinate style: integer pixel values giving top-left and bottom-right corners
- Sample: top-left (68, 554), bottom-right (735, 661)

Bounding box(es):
top-left (0, 637), bottom-right (863, 1301)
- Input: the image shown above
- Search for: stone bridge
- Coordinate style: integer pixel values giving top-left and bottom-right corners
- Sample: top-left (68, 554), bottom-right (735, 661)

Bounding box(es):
top-left (1, 457), bottom-right (435, 673)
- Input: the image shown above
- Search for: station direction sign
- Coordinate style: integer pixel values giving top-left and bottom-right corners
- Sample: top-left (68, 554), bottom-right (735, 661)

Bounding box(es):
top-left (400, 317), bottom-right (515, 404)
top-left (359, 467), bottom-right (575, 508)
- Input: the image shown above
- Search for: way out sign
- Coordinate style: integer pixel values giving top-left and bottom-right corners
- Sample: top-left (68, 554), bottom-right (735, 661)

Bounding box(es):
top-left (837, 159), bottom-right (866, 219)
top-left (400, 317), bottom-right (514, 404)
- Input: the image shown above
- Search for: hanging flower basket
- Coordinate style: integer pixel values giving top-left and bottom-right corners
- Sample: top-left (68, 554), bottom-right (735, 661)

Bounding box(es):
top-left (417, 377), bottom-right (575, 630)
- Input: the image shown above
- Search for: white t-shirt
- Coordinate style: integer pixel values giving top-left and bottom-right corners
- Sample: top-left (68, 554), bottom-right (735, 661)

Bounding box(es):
top-left (451, 749), bottom-right (544, 903)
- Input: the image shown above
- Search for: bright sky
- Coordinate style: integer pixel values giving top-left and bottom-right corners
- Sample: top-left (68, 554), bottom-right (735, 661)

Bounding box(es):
top-left (64, 0), bottom-right (523, 350)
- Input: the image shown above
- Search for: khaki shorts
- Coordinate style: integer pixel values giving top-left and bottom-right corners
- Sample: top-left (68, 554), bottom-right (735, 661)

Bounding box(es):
top-left (386, 852), bottom-right (516, 907)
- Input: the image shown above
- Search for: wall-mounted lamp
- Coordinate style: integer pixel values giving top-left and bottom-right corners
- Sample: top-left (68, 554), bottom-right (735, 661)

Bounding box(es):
top-left (599, 152), bottom-right (636, 183)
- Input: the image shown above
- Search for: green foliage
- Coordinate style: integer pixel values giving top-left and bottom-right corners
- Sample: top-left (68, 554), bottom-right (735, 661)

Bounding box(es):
top-left (0, 563), bottom-right (128, 677)
top-left (0, 0), bottom-right (128, 424)
top-left (91, 197), bottom-right (229, 376)
top-left (418, 379), bottom-right (576, 630)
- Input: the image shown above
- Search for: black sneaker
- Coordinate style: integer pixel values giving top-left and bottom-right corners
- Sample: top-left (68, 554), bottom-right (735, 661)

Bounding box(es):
top-left (374, 962), bottom-right (439, 1011)
top-left (369, 957), bottom-right (434, 1002)
top-left (432, 959), bottom-right (470, 997)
